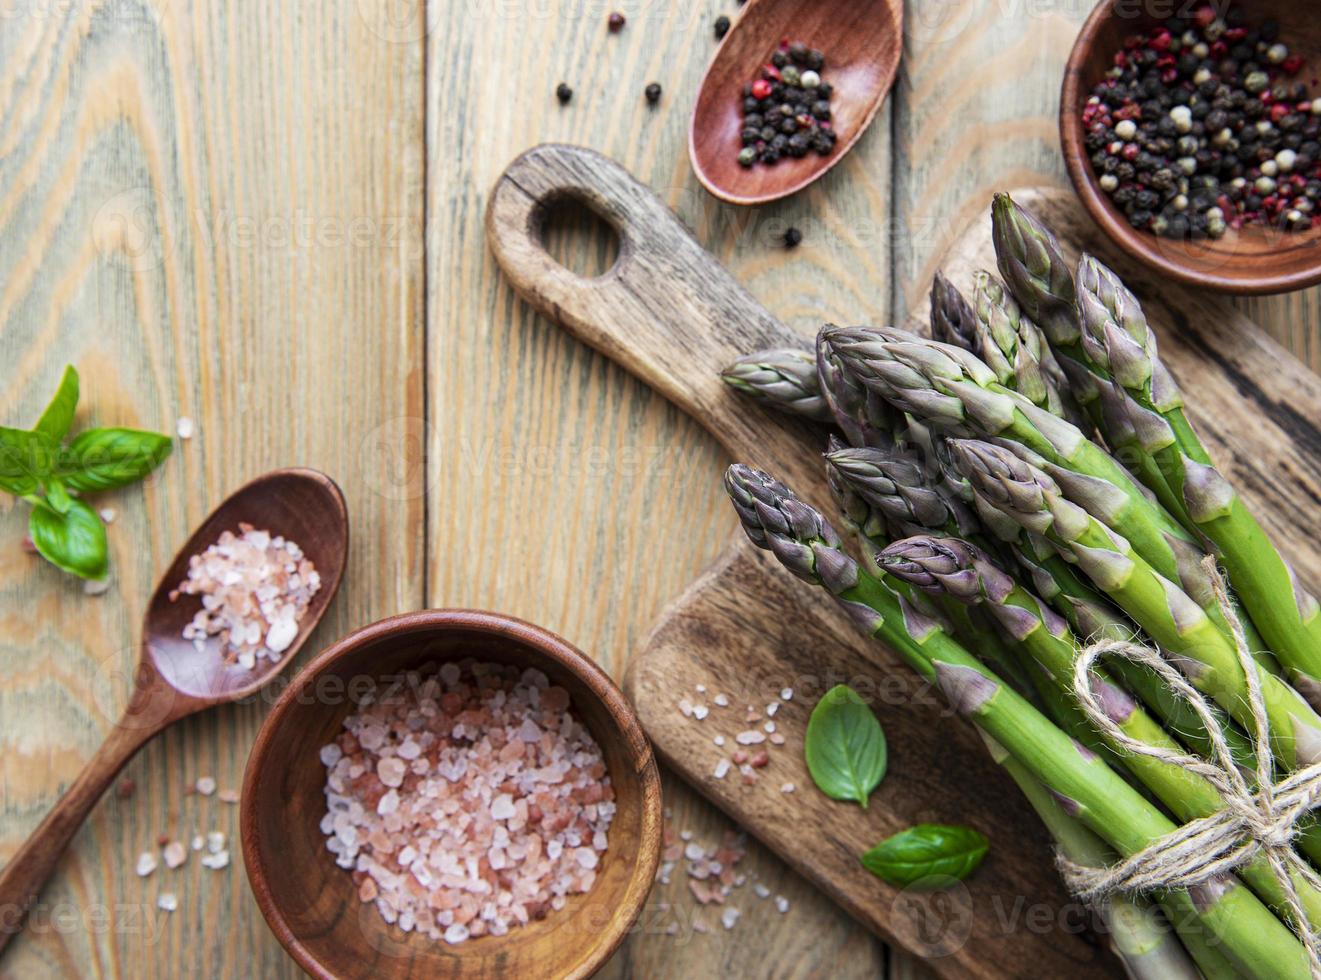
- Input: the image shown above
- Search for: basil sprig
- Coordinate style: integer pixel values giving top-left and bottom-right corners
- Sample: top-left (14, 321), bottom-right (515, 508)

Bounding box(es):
top-left (804, 684), bottom-right (888, 807)
top-left (861, 824), bottom-right (989, 889)
top-left (2, 366), bottom-right (172, 580)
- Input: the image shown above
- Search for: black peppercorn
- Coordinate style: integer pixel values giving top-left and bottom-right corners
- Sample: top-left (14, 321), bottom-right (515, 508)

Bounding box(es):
top-left (645, 82), bottom-right (662, 105)
top-left (714, 15), bottom-right (730, 39)
top-left (608, 11), bottom-right (625, 32)
top-left (784, 227), bottom-right (802, 247)
top-left (555, 83), bottom-right (573, 105)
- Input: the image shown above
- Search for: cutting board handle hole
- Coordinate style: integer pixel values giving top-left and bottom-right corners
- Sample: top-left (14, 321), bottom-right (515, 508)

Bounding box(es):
top-left (536, 194), bottom-right (621, 281)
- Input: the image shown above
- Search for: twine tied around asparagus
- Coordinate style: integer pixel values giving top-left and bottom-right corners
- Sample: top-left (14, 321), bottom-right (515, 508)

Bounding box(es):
top-left (1060, 556), bottom-right (1321, 975)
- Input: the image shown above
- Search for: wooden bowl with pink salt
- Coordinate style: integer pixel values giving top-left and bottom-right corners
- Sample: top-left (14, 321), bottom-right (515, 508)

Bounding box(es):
top-left (240, 610), bottom-right (662, 980)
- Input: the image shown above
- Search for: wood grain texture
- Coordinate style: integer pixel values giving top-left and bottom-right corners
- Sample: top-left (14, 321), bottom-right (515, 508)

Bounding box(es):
top-left (0, 1), bottom-right (424, 977)
top-left (428, 5), bottom-right (893, 977)
top-left (2, 0), bottom-right (1321, 977)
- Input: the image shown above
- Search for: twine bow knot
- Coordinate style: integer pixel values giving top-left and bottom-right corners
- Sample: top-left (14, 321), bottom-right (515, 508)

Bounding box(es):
top-left (1060, 557), bottom-right (1321, 975)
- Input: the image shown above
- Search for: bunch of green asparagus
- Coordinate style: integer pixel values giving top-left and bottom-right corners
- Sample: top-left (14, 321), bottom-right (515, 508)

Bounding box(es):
top-left (720, 193), bottom-right (1321, 979)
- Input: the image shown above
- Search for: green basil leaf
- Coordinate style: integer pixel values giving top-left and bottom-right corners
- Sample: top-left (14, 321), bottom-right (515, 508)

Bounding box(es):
top-left (58, 427), bottom-right (172, 492)
top-left (0, 426), bottom-right (56, 496)
top-left (34, 365), bottom-right (79, 441)
top-left (861, 825), bottom-right (989, 889)
top-left (44, 478), bottom-right (74, 514)
top-left (804, 684), bottom-right (887, 807)
top-left (29, 498), bottom-right (108, 580)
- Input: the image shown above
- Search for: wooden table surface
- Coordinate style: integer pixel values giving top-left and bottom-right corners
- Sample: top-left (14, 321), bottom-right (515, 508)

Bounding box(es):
top-left (1, 1), bottom-right (1318, 978)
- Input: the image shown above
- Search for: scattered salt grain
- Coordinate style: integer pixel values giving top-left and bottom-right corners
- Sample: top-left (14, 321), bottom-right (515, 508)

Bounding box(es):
top-left (769, 732), bottom-right (786, 746)
top-left (713, 759), bottom-right (731, 779)
top-left (157, 893), bottom-right (177, 912)
top-left (201, 850), bottom-right (230, 870)
top-left (713, 735), bottom-right (725, 747)
top-left (195, 777), bottom-right (216, 796)
top-left (218, 789), bottom-right (239, 804)
top-left (775, 895), bottom-right (790, 913)
top-left (679, 699), bottom-right (693, 718)
top-left (83, 577), bottom-right (110, 596)
top-left (163, 841), bottom-right (187, 869)
top-left (754, 883), bottom-right (771, 899)
top-left (99, 508), bottom-right (116, 524)
top-left (135, 852), bottom-right (157, 877)
top-left (206, 831), bottom-right (226, 854)
top-left (766, 703), bottom-right (779, 717)
top-left (763, 721), bottom-right (776, 734)
top-left (319, 659), bottom-right (614, 945)
top-left (780, 782), bottom-right (795, 794)
top-left (721, 907), bottom-right (741, 930)
top-left (735, 730), bottom-right (766, 746)
top-left (190, 835), bottom-right (204, 851)
top-left (692, 705), bottom-right (709, 721)
top-left (713, 694), bottom-right (730, 707)
top-left (171, 523), bottom-right (320, 670)
top-left (780, 688), bottom-right (793, 701)
top-left (696, 684), bottom-right (706, 694)
top-left (176, 416), bottom-right (195, 440)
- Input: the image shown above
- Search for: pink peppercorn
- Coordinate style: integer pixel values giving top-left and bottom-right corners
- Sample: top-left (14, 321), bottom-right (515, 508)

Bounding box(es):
top-left (750, 79), bottom-right (772, 100)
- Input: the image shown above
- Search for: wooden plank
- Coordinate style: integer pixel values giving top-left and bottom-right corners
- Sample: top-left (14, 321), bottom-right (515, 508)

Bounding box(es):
top-left (427, 3), bottom-right (893, 974)
top-left (0, 2), bottom-right (424, 976)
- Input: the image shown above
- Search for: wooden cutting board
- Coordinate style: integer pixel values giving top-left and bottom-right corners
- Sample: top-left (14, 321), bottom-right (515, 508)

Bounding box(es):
top-left (486, 143), bottom-right (1321, 979)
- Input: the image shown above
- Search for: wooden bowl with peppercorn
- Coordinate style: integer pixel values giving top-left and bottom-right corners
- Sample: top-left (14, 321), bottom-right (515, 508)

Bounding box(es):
top-left (1062, 0), bottom-right (1321, 294)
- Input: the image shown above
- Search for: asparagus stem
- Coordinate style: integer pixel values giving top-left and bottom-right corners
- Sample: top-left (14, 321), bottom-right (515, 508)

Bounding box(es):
top-left (977, 731), bottom-right (1202, 980)
top-left (723, 463), bottom-right (1310, 979)
top-left (950, 439), bottom-right (1321, 771)
top-left (722, 347), bottom-right (833, 422)
top-left (1074, 252), bottom-right (1321, 707)
top-left (880, 535), bottom-right (1321, 925)
top-left (1011, 531), bottom-right (1261, 772)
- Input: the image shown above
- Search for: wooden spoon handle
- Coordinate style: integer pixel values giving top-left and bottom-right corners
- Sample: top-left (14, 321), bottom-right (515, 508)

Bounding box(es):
top-left (485, 143), bottom-right (821, 471)
top-left (0, 713), bottom-right (157, 954)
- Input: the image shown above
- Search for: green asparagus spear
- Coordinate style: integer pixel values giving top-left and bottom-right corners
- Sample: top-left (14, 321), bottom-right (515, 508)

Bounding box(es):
top-left (722, 347), bottom-right (833, 422)
top-left (949, 438), bottom-right (1321, 771)
top-left (815, 328), bottom-right (899, 448)
top-left (821, 325), bottom-right (1267, 654)
top-left (879, 535), bottom-right (1321, 923)
top-left (976, 731), bottom-right (1203, 980)
top-left (971, 269), bottom-right (1079, 424)
top-left (929, 271), bottom-right (978, 351)
top-left (1074, 252), bottom-right (1321, 706)
top-left (723, 463), bottom-right (1311, 979)
top-left (824, 443), bottom-right (980, 542)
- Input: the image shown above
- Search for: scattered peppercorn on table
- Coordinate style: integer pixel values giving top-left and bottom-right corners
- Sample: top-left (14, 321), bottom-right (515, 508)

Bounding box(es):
top-left (2, 2), bottom-right (1321, 979)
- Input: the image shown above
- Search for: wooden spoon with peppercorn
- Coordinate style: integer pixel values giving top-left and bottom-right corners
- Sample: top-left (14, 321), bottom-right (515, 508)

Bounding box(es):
top-left (689, 0), bottom-right (902, 206)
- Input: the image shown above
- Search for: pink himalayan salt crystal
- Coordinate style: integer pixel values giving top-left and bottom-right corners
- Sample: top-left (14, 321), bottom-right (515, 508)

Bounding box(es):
top-left (319, 659), bottom-right (615, 946)
top-left (170, 523), bottom-right (321, 670)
